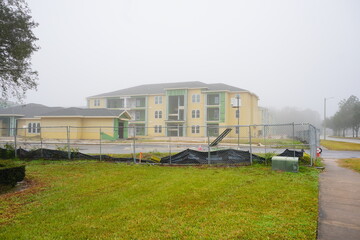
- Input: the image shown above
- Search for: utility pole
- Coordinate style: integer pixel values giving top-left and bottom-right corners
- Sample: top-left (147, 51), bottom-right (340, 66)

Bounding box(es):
top-left (237, 94), bottom-right (240, 149)
top-left (324, 97), bottom-right (334, 140)
top-left (324, 98), bottom-right (326, 140)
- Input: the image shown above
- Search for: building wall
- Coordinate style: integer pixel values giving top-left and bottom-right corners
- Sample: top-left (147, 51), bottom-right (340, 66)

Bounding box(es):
top-left (81, 118), bottom-right (115, 139)
top-left (88, 98), bottom-right (106, 108)
top-left (186, 89), bottom-right (205, 137)
top-left (147, 95), bottom-right (166, 137)
top-left (87, 87), bottom-right (261, 138)
top-left (17, 119), bottom-right (41, 138)
top-left (19, 117), bottom-right (114, 140)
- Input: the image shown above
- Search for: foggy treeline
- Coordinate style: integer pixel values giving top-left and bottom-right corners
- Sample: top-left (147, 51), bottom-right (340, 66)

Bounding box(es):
top-left (269, 107), bottom-right (322, 128)
top-left (325, 95), bottom-right (360, 138)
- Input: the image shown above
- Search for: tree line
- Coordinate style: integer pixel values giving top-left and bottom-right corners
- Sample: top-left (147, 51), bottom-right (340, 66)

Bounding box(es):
top-left (325, 95), bottom-right (360, 138)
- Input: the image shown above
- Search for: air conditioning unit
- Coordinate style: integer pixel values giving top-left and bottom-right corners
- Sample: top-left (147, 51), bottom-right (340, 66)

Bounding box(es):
top-left (271, 156), bottom-right (299, 172)
top-left (231, 98), bottom-right (241, 107)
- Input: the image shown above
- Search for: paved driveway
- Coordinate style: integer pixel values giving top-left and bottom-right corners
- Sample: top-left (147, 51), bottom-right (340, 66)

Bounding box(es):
top-left (324, 136), bottom-right (360, 144)
top-left (318, 150), bottom-right (360, 240)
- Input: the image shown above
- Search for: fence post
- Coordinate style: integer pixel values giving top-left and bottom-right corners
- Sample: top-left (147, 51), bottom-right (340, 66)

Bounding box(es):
top-left (249, 126), bottom-right (252, 165)
top-left (169, 134), bottom-right (172, 164)
top-left (263, 125), bottom-right (266, 155)
top-left (207, 126), bottom-right (210, 165)
top-left (132, 126), bottom-right (136, 163)
top-left (67, 126), bottom-right (71, 160)
top-left (99, 127), bottom-right (102, 161)
top-left (14, 126), bottom-right (17, 158)
top-left (40, 127), bottom-right (43, 158)
top-left (292, 122), bottom-right (295, 158)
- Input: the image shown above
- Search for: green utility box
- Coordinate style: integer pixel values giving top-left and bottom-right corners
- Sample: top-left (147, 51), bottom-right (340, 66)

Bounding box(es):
top-left (271, 156), bottom-right (299, 173)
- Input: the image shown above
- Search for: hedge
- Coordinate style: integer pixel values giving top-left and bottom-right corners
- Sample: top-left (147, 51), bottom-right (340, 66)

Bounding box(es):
top-left (0, 161), bottom-right (26, 186)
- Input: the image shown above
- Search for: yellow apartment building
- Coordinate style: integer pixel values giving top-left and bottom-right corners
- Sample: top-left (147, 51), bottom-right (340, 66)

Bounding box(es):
top-left (87, 81), bottom-right (261, 138)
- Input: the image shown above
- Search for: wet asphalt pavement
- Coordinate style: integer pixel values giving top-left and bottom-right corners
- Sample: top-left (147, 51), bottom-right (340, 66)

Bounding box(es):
top-left (318, 149), bottom-right (360, 240)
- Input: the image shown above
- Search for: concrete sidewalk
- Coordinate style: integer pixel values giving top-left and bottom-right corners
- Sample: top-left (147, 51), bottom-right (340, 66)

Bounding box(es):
top-left (318, 157), bottom-right (360, 240)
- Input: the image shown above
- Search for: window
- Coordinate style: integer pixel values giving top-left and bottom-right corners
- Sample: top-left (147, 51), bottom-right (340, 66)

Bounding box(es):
top-left (207, 124), bottom-right (219, 136)
top-left (207, 94), bottom-right (220, 105)
top-left (192, 110), bottom-right (200, 118)
top-left (155, 110), bottom-right (162, 119)
top-left (135, 111), bottom-right (141, 120)
top-left (28, 122), bottom-right (40, 134)
top-left (135, 124), bottom-right (145, 135)
top-left (207, 108), bottom-right (219, 121)
top-left (155, 96), bottom-right (162, 104)
top-left (107, 98), bottom-right (123, 108)
top-left (94, 99), bottom-right (100, 106)
top-left (135, 98), bottom-right (145, 107)
top-left (192, 125), bottom-right (200, 134)
top-left (192, 94), bottom-right (200, 103)
top-left (155, 125), bottom-right (162, 133)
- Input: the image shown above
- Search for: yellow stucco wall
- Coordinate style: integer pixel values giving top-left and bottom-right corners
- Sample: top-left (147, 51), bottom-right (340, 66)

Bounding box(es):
top-left (221, 92), bottom-right (260, 138)
top-left (88, 98), bottom-right (106, 108)
top-left (147, 95), bottom-right (166, 136)
top-left (81, 118), bottom-right (114, 139)
top-left (17, 117), bottom-right (116, 140)
top-left (186, 89), bottom-right (205, 137)
top-left (17, 119), bottom-right (41, 138)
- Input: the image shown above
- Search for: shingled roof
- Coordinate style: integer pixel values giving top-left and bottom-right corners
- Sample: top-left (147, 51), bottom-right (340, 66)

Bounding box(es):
top-left (0, 104), bottom-right (130, 119)
top-left (0, 103), bottom-right (63, 118)
top-left (88, 81), bottom-right (248, 98)
top-left (39, 107), bottom-right (126, 117)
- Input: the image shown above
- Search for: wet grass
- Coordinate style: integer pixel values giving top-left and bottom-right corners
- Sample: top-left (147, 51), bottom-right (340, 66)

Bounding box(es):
top-left (0, 161), bottom-right (319, 239)
top-left (321, 140), bottom-right (360, 151)
top-left (337, 158), bottom-right (360, 173)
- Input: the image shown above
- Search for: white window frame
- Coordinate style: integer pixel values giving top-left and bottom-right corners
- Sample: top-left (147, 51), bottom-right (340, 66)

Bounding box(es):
top-left (155, 110), bottom-right (162, 119)
top-left (155, 125), bottom-right (162, 133)
top-left (94, 99), bottom-right (100, 106)
top-left (36, 123), bottom-right (41, 133)
top-left (155, 96), bottom-right (163, 104)
top-left (192, 94), bottom-right (200, 103)
top-left (192, 110), bottom-right (200, 118)
top-left (192, 125), bottom-right (200, 134)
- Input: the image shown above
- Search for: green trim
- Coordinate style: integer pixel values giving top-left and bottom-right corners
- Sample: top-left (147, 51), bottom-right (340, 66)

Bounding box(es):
top-left (123, 121), bottom-right (128, 139)
top-left (166, 89), bottom-right (186, 96)
top-left (101, 132), bottom-right (116, 140)
top-left (220, 92), bottom-right (226, 123)
top-left (113, 119), bottom-right (119, 139)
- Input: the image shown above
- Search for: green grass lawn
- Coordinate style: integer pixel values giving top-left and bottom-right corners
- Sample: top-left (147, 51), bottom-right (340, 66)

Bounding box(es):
top-left (337, 158), bottom-right (360, 173)
top-left (0, 161), bottom-right (319, 239)
top-left (320, 140), bottom-right (360, 151)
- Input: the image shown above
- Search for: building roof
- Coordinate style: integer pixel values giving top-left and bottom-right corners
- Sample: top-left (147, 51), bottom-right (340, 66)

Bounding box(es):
top-left (0, 103), bottom-right (63, 118)
top-left (88, 81), bottom-right (248, 98)
top-left (39, 107), bottom-right (127, 118)
top-left (0, 104), bottom-right (130, 119)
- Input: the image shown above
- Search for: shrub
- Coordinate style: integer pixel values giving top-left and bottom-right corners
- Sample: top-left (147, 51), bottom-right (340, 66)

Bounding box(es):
top-left (0, 161), bottom-right (26, 186)
top-left (0, 143), bottom-right (15, 159)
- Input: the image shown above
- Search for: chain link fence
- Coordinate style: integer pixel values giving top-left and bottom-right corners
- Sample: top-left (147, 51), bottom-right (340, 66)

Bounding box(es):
top-left (0, 123), bottom-right (320, 165)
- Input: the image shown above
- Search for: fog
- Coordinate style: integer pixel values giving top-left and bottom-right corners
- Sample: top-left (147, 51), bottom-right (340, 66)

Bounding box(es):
top-left (269, 107), bottom-right (322, 128)
top-left (24, 0), bottom-right (360, 119)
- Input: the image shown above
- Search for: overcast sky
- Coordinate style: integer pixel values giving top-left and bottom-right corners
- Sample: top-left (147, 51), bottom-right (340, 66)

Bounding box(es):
top-left (25, 0), bottom-right (360, 118)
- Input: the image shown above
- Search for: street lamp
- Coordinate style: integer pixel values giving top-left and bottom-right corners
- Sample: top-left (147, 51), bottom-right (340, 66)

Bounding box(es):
top-left (323, 97), bottom-right (334, 140)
